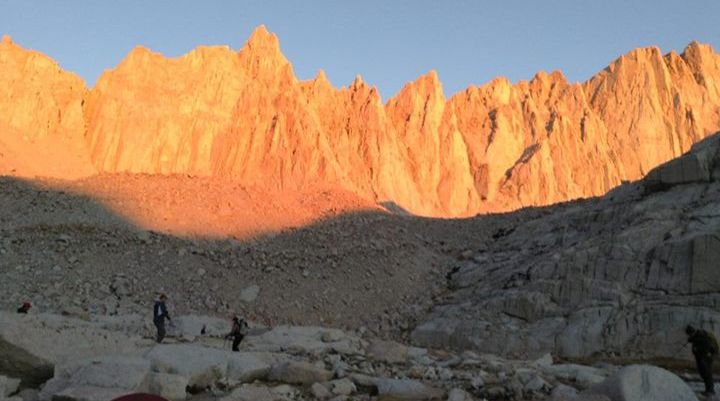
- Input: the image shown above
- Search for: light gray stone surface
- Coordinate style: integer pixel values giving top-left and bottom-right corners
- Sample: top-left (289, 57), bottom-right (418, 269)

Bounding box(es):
top-left (374, 378), bottom-right (445, 400)
top-left (584, 365), bottom-right (698, 401)
top-left (413, 135), bottom-right (720, 359)
top-left (268, 361), bottom-right (333, 385)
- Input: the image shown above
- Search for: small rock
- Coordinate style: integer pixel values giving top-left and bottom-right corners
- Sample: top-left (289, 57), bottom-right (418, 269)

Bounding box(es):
top-left (448, 388), bottom-right (474, 401)
top-left (534, 353), bottom-right (554, 367)
top-left (321, 331), bottom-right (343, 343)
top-left (270, 384), bottom-right (296, 397)
top-left (550, 384), bottom-right (579, 401)
top-left (484, 386), bottom-right (507, 399)
top-left (136, 231), bottom-right (151, 242)
top-left (17, 389), bottom-right (39, 401)
top-left (374, 378), bottom-right (445, 400)
top-left (524, 375), bottom-right (549, 392)
top-left (220, 385), bottom-right (274, 401)
top-left (460, 250), bottom-right (474, 260)
top-left (470, 376), bottom-right (485, 389)
top-left (367, 340), bottom-right (409, 364)
top-left (311, 382), bottom-right (332, 400)
top-left (1, 375), bottom-right (21, 397)
top-left (328, 378), bottom-right (356, 396)
top-left (239, 285), bottom-right (260, 303)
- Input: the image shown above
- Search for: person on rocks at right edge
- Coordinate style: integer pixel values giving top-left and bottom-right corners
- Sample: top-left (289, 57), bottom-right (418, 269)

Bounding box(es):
top-left (153, 293), bottom-right (171, 343)
top-left (687, 324), bottom-right (719, 396)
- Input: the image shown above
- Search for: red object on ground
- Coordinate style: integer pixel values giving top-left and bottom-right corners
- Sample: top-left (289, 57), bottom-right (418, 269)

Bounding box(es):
top-left (111, 394), bottom-right (169, 401)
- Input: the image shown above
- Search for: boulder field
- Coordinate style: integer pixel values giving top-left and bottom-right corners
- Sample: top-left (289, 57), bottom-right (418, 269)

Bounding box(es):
top-left (0, 311), bottom-right (709, 401)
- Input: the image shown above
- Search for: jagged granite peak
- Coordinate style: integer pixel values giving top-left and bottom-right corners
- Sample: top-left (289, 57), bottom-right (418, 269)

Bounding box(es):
top-left (0, 36), bottom-right (94, 178)
top-left (313, 69), bottom-right (330, 86)
top-left (238, 25), bottom-right (292, 80)
top-left (245, 24), bottom-right (281, 52)
top-left (1, 27), bottom-right (720, 216)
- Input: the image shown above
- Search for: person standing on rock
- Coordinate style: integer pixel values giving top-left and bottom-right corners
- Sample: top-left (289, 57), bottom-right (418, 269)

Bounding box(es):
top-left (686, 325), bottom-right (718, 396)
top-left (153, 294), bottom-right (171, 343)
top-left (226, 316), bottom-right (248, 352)
top-left (16, 301), bottom-right (31, 314)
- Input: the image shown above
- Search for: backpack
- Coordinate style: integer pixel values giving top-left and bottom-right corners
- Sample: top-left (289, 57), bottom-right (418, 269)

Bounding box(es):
top-left (707, 331), bottom-right (719, 354)
top-left (239, 319), bottom-right (249, 336)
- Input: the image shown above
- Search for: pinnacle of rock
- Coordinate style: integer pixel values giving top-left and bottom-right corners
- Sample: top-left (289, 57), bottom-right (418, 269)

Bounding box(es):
top-left (242, 24), bottom-right (283, 59)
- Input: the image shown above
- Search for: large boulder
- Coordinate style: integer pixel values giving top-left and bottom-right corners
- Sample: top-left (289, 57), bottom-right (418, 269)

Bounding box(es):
top-left (267, 361), bottom-right (333, 385)
top-left (0, 312), bottom-right (144, 387)
top-left (39, 355), bottom-right (151, 401)
top-left (551, 384), bottom-right (611, 401)
top-left (219, 385), bottom-right (274, 401)
top-left (541, 364), bottom-right (610, 388)
top-left (646, 134), bottom-right (720, 190)
top-left (147, 373), bottom-right (188, 401)
top-left (1, 375), bottom-right (21, 397)
top-left (584, 365), bottom-right (698, 401)
top-left (226, 352), bottom-right (283, 383)
top-left (245, 326), bottom-right (364, 356)
top-left (374, 378), bottom-right (445, 400)
top-left (145, 344), bottom-right (283, 388)
top-left (145, 344), bottom-right (226, 389)
top-left (49, 385), bottom-right (128, 401)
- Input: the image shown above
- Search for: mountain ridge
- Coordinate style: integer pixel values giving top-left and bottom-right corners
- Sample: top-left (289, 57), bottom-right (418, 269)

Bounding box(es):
top-left (1, 27), bottom-right (719, 216)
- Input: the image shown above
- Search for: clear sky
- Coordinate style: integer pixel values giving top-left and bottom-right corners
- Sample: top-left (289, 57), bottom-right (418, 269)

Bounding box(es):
top-left (2, 1), bottom-right (719, 99)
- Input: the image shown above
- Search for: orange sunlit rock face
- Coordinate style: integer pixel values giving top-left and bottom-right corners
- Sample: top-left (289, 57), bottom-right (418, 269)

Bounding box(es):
top-left (1, 27), bottom-right (720, 218)
top-left (0, 35), bottom-right (95, 179)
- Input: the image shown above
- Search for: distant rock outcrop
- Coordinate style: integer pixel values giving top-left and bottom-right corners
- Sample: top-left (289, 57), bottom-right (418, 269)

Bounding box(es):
top-left (1, 27), bottom-right (720, 215)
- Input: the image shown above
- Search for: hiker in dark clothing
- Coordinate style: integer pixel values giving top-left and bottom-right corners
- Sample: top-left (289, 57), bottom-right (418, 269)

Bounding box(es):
top-left (226, 316), bottom-right (248, 352)
top-left (687, 325), bottom-right (719, 396)
top-left (153, 294), bottom-right (171, 343)
top-left (16, 301), bottom-right (31, 314)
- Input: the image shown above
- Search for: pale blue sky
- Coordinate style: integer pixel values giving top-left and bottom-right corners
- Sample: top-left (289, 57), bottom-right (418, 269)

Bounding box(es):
top-left (2, 1), bottom-right (719, 99)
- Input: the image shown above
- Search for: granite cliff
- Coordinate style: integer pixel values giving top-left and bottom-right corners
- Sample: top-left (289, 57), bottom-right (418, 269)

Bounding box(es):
top-left (1, 27), bottom-right (720, 216)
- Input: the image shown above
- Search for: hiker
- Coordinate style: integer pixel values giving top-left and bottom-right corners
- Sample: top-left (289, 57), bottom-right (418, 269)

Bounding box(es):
top-left (226, 316), bottom-right (248, 352)
top-left (687, 324), bottom-right (718, 396)
top-left (16, 301), bottom-right (31, 314)
top-left (153, 294), bottom-right (171, 343)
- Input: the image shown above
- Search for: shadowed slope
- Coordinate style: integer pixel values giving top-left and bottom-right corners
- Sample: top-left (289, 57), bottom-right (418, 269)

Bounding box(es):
top-left (0, 175), bottom-right (504, 335)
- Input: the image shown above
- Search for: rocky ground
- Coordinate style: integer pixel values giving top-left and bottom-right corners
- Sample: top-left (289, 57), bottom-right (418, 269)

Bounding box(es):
top-left (413, 134), bottom-right (720, 361)
top-left (0, 311), bottom-right (712, 401)
top-left (0, 173), bottom-right (515, 340)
